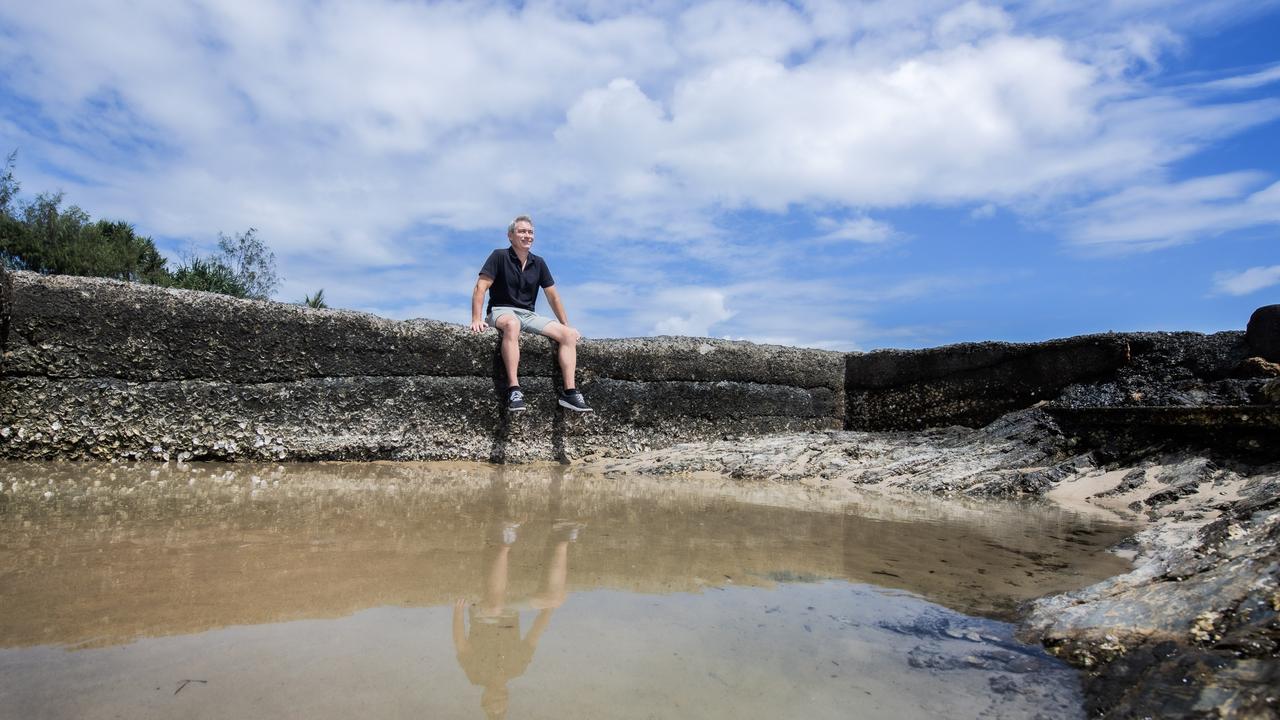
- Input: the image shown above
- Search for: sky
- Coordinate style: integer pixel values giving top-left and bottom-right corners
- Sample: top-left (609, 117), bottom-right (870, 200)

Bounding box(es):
top-left (1, 0), bottom-right (1278, 351)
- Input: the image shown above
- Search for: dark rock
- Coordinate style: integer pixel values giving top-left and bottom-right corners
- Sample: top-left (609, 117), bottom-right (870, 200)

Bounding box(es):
top-left (988, 675), bottom-right (1018, 695)
top-left (846, 335), bottom-right (1130, 429)
top-left (1055, 331), bottom-right (1252, 409)
top-left (0, 263), bottom-right (11, 355)
top-left (1047, 406), bottom-right (1280, 462)
top-left (1264, 380), bottom-right (1280, 404)
top-left (1247, 305), bottom-right (1280, 362)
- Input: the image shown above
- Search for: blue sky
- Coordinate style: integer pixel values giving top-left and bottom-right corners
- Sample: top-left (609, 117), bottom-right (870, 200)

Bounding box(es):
top-left (1, 0), bottom-right (1277, 350)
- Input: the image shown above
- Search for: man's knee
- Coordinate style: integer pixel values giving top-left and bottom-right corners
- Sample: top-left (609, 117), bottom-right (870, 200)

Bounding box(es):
top-left (548, 324), bottom-right (580, 346)
top-left (495, 315), bottom-right (520, 335)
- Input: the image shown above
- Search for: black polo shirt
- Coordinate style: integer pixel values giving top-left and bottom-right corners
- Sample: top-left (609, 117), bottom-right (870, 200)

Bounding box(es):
top-left (479, 247), bottom-right (555, 313)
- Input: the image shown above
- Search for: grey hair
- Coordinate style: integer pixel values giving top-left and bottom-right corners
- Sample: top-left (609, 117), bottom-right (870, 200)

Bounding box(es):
top-left (507, 215), bottom-right (534, 235)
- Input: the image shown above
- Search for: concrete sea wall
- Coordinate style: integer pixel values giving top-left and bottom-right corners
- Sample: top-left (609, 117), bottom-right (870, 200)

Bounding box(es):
top-left (0, 270), bottom-right (843, 462)
top-left (1, 268), bottom-right (1276, 462)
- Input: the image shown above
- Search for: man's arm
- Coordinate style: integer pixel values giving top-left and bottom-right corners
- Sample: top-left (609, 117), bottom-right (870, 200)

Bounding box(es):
top-left (543, 285), bottom-right (570, 327)
top-left (470, 275), bottom-right (493, 333)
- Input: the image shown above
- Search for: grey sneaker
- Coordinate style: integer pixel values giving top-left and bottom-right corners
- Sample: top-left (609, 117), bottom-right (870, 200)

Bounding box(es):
top-left (558, 390), bottom-right (592, 412)
top-left (507, 387), bottom-right (526, 412)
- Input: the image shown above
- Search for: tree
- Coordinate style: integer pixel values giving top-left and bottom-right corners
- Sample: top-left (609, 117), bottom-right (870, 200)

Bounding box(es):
top-left (0, 150), bottom-right (18, 218)
top-left (217, 228), bottom-right (279, 301)
top-left (1, 190), bottom-right (171, 282)
top-left (302, 288), bottom-right (328, 308)
top-left (0, 155), bottom-right (282, 301)
top-left (0, 154), bottom-right (171, 282)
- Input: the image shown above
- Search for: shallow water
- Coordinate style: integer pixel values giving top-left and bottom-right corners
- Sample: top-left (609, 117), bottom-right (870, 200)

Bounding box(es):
top-left (0, 461), bottom-right (1133, 719)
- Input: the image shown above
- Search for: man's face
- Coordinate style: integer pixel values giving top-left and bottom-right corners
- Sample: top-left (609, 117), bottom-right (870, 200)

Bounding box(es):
top-left (508, 221), bottom-right (534, 252)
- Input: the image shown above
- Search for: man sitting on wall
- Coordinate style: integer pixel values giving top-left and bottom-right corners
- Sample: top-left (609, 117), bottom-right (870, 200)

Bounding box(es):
top-left (469, 215), bottom-right (592, 413)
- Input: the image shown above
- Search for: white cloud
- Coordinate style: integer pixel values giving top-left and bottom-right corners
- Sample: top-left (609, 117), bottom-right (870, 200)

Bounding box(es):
top-left (648, 288), bottom-right (735, 337)
top-left (1197, 62), bottom-right (1280, 93)
top-left (6, 0), bottom-right (1276, 250)
top-left (1213, 265), bottom-right (1280, 296)
top-left (815, 216), bottom-right (901, 244)
top-left (934, 2), bottom-right (1013, 45)
top-left (1, 0), bottom-right (1277, 341)
top-left (1068, 172), bottom-right (1280, 252)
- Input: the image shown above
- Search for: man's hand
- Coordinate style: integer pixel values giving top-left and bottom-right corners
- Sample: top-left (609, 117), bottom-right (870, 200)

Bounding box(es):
top-left (471, 275), bottom-right (494, 333)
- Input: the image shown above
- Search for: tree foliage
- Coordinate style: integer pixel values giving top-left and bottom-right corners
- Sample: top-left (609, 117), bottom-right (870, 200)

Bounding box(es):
top-left (302, 288), bottom-right (328, 308)
top-left (169, 256), bottom-right (249, 296)
top-left (0, 150), bottom-right (17, 217)
top-left (216, 228), bottom-right (279, 301)
top-left (0, 153), bottom-right (283, 302)
top-left (1, 190), bottom-right (169, 283)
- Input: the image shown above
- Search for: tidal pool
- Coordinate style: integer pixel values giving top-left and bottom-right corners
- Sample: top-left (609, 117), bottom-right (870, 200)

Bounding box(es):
top-left (0, 461), bottom-right (1133, 719)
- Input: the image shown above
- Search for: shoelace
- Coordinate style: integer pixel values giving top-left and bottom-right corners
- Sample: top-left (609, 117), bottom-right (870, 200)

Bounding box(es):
top-left (510, 390), bottom-right (524, 402)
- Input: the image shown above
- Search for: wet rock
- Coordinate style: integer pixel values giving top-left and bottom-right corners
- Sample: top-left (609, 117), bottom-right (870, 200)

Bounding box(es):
top-left (1026, 477), bottom-right (1280, 719)
top-left (988, 675), bottom-right (1019, 695)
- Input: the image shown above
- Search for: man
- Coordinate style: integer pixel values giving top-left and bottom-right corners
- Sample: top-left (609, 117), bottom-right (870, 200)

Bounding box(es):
top-left (470, 215), bottom-right (592, 413)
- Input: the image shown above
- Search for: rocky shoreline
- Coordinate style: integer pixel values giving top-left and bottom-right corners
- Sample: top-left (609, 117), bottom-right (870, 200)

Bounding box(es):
top-left (585, 409), bottom-right (1279, 718)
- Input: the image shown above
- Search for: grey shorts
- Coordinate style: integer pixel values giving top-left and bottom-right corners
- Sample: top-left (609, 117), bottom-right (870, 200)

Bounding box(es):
top-left (487, 306), bottom-right (555, 337)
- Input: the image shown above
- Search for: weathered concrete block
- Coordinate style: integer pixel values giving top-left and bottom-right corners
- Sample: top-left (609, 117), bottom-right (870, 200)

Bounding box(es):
top-left (1046, 406), bottom-right (1280, 462)
top-left (1247, 305), bottom-right (1280, 362)
top-left (0, 375), bottom-right (839, 462)
top-left (845, 336), bottom-right (1131, 429)
top-left (0, 271), bottom-right (843, 461)
top-left (579, 337), bottom-right (844, 388)
top-left (3, 271), bottom-right (497, 381)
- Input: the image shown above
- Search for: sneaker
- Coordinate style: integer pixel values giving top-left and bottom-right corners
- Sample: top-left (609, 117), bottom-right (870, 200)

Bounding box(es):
top-left (501, 522), bottom-right (520, 545)
top-left (558, 389), bottom-right (593, 412)
top-left (551, 520), bottom-right (584, 542)
top-left (507, 387), bottom-right (526, 412)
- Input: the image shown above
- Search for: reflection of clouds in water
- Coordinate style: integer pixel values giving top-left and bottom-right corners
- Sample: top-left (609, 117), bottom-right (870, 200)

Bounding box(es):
top-left (0, 582), bottom-right (1086, 720)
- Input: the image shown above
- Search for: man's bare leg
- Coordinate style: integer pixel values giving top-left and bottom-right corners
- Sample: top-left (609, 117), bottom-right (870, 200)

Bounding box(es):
top-left (542, 321), bottom-right (580, 390)
top-left (495, 315), bottom-right (521, 388)
top-left (481, 544), bottom-right (512, 616)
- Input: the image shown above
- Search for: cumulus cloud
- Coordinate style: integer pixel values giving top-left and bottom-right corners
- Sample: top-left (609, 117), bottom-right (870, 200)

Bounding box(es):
top-left (1212, 265), bottom-right (1280, 296)
top-left (648, 288), bottom-right (736, 337)
top-left (1, 0), bottom-right (1276, 343)
top-left (5, 1), bottom-right (1275, 246)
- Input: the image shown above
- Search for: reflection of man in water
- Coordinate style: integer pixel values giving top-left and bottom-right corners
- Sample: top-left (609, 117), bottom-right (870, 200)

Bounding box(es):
top-left (452, 472), bottom-right (581, 719)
